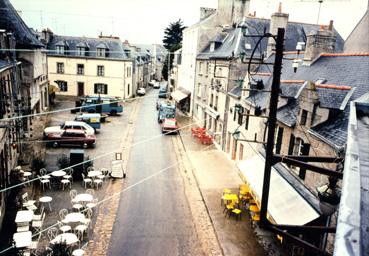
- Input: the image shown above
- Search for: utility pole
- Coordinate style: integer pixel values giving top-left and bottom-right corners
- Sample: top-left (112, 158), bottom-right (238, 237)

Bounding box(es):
top-left (259, 28), bottom-right (285, 228)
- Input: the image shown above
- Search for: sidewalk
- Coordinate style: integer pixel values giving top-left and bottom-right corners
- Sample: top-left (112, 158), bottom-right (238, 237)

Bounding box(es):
top-left (176, 116), bottom-right (279, 256)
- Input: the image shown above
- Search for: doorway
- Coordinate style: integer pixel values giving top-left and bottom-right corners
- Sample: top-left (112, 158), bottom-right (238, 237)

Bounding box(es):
top-left (77, 82), bottom-right (84, 96)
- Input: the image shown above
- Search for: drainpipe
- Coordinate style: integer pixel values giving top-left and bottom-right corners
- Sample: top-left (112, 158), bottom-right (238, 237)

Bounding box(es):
top-left (222, 61), bottom-right (232, 151)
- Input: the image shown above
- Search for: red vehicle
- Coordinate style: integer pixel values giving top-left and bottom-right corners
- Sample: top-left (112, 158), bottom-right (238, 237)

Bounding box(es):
top-left (47, 129), bottom-right (96, 148)
top-left (161, 118), bottom-right (178, 134)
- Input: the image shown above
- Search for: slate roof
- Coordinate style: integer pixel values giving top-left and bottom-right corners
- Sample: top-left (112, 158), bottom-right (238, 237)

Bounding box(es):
top-left (280, 82), bottom-right (304, 98)
top-left (0, 0), bottom-right (44, 48)
top-left (197, 17), bottom-right (344, 60)
top-left (254, 53), bottom-right (369, 149)
top-left (47, 35), bottom-right (129, 60)
top-left (276, 100), bottom-right (299, 127)
top-left (229, 85), bottom-right (242, 98)
top-left (0, 60), bottom-right (12, 71)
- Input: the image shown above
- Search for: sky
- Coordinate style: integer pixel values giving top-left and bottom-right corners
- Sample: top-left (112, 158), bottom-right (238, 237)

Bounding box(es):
top-left (10, 0), bottom-right (368, 44)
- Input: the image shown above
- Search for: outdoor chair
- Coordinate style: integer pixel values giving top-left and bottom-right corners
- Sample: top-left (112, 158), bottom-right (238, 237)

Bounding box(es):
top-left (70, 189), bottom-right (78, 202)
top-left (93, 178), bottom-right (103, 189)
top-left (40, 168), bottom-right (51, 179)
top-left (85, 189), bottom-right (95, 196)
top-left (60, 178), bottom-right (71, 190)
top-left (81, 173), bottom-right (92, 189)
top-left (63, 168), bottom-right (74, 184)
top-left (101, 168), bottom-right (109, 176)
top-left (74, 224), bottom-right (88, 241)
top-left (86, 167), bottom-right (95, 172)
top-left (72, 241), bottom-right (88, 256)
top-left (232, 208), bottom-right (242, 220)
top-left (59, 208), bottom-right (68, 221)
top-left (86, 198), bottom-right (98, 210)
top-left (58, 221), bottom-right (72, 233)
top-left (47, 227), bottom-right (58, 241)
top-left (72, 202), bottom-right (83, 212)
top-left (32, 212), bottom-right (46, 233)
top-left (82, 208), bottom-right (93, 227)
top-left (37, 175), bottom-right (50, 191)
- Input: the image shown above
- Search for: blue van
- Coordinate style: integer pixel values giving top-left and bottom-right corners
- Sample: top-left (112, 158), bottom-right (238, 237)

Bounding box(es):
top-left (75, 113), bottom-right (101, 130)
top-left (80, 96), bottom-right (123, 115)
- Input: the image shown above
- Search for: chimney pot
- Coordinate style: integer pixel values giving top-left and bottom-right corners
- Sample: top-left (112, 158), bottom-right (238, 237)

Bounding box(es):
top-left (253, 11), bottom-right (256, 16)
top-left (329, 20), bottom-right (334, 31)
top-left (278, 2), bottom-right (282, 12)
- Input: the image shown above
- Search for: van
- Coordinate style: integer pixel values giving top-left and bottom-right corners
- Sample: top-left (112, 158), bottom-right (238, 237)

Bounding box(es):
top-left (80, 96), bottom-right (123, 115)
top-left (75, 113), bottom-right (101, 130)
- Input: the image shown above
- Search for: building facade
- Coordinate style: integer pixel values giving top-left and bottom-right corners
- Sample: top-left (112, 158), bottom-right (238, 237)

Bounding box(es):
top-left (43, 32), bottom-right (133, 99)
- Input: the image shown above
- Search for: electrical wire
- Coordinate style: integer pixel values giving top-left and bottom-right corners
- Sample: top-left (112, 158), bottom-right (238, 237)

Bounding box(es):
top-left (0, 116), bottom-right (207, 193)
top-left (0, 91), bottom-right (171, 122)
top-left (0, 143), bottom-right (214, 255)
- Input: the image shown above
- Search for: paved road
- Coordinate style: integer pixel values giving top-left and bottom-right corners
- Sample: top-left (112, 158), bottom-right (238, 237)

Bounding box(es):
top-left (107, 89), bottom-right (204, 256)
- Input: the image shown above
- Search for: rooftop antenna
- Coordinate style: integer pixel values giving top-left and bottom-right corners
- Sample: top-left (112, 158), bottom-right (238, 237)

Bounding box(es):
top-left (317, 0), bottom-right (323, 24)
top-left (297, 0), bottom-right (347, 24)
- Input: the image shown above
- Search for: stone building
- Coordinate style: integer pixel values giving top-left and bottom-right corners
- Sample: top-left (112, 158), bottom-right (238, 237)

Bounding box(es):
top-left (176, 0), bottom-right (250, 115)
top-left (0, 32), bottom-right (23, 230)
top-left (192, 6), bottom-right (344, 152)
top-left (135, 44), bottom-right (166, 82)
top-left (344, 2), bottom-right (369, 52)
top-left (42, 32), bottom-right (133, 99)
top-left (0, 0), bottom-right (49, 135)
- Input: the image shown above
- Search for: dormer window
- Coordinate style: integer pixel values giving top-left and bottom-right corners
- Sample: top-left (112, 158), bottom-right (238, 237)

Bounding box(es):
top-left (77, 47), bottom-right (86, 56)
top-left (56, 45), bottom-right (65, 54)
top-left (55, 40), bottom-right (68, 55)
top-left (97, 48), bottom-right (106, 57)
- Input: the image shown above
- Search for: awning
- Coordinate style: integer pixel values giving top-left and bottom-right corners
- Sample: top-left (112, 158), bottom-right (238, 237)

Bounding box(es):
top-left (205, 105), bottom-right (220, 119)
top-left (238, 154), bottom-right (320, 225)
top-left (171, 90), bottom-right (189, 102)
top-left (48, 84), bottom-right (60, 94)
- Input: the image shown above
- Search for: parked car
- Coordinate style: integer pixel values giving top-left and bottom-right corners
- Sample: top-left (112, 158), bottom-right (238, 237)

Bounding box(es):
top-left (43, 121), bottom-right (95, 138)
top-left (153, 82), bottom-right (160, 89)
top-left (137, 87), bottom-right (146, 96)
top-left (158, 87), bottom-right (167, 98)
top-left (74, 113), bottom-right (101, 131)
top-left (158, 101), bottom-right (176, 123)
top-left (161, 118), bottom-right (178, 134)
top-left (46, 129), bottom-right (96, 149)
top-left (149, 80), bottom-right (157, 87)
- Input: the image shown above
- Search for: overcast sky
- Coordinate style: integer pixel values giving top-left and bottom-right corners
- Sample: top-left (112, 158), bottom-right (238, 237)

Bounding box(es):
top-left (11, 0), bottom-right (368, 44)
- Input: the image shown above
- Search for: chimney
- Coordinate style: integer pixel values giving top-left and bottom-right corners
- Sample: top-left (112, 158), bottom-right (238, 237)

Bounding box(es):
top-left (303, 21), bottom-right (336, 64)
top-left (200, 7), bottom-right (216, 21)
top-left (266, 2), bottom-right (289, 57)
top-left (217, 0), bottom-right (250, 26)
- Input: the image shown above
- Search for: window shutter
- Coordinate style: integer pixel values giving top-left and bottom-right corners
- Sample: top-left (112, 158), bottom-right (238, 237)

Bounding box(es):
top-left (288, 134), bottom-right (295, 156)
top-left (275, 127), bottom-right (284, 154)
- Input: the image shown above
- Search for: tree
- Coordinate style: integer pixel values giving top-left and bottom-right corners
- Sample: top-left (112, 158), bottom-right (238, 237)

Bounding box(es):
top-left (162, 19), bottom-right (185, 80)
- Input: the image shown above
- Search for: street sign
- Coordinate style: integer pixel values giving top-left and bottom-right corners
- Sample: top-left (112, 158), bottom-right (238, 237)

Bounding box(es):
top-left (111, 159), bottom-right (125, 178)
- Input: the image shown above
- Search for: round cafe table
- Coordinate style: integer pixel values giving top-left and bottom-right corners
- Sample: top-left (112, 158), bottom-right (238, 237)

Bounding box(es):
top-left (51, 233), bottom-right (79, 245)
top-left (63, 212), bottom-right (86, 225)
top-left (39, 196), bottom-right (53, 211)
top-left (73, 194), bottom-right (93, 203)
top-left (51, 170), bottom-right (67, 177)
top-left (87, 170), bottom-right (102, 178)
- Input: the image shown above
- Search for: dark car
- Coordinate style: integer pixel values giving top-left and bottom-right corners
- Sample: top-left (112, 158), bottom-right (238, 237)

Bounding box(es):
top-left (46, 129), bottom-right (96, 149)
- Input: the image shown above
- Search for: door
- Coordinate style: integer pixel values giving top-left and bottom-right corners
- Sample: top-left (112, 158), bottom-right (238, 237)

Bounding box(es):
top-left (239, 143), bottom-right (244, 160)
top-left (232, 137), bottom-right (237, 160)
top-left (227, 132), bottom-right (231, 153)
top-left (77, 82), bottom-right (84, 96)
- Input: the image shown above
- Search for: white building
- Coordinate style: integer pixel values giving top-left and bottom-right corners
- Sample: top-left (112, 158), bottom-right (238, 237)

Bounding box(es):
top-left (43, 32), bottom-right (133, 99)
top-left (175, 0), bottom-right (250, 115)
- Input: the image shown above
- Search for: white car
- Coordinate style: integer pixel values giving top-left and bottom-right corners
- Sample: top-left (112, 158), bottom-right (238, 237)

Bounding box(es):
top-left (43, 121), bottom-right (95, 137)
top-left (137, 87), bottom-right (146, 96)
top-left (153, 82), bottom-right (160, 89)
top-left (149, 80), bottom-right (156, 86)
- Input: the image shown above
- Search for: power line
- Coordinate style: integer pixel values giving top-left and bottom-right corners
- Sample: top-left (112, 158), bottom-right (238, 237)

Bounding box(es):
top-left (0, 142), bottom-right (214, 254)
top-left (0, 116), bottom-right (207, 193)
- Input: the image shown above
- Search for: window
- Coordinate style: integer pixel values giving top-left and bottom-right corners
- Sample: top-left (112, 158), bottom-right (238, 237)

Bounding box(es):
top-left (275, 126), bottom-right (284, 154)
top-left (215, 95), bottom-right (218, 110)
top-left (77, 64), bottom-right (84, 75)
top-left (97, 65), bottom-right (104, 76)
top-left (97, 48), bottom-right (106, 57)
top-left (94, 83), bottom-right (108, 94)
top-left (199, 62), bottom-right (203, 74)
top-left (56, 81), bottom-right (68, 92)
top-left (126, 66), bottom-right (131, 77)
top-left (210, 94), bottom-right (213, 107)
top-left (301, 109), bottom-right (308, 125)
top-left (244, 110), bottom-right (250, 130)
top-left (197, 84), bottom-right (202, 98)
top-left (56, 46), bottom-right (64, 54)
top-left (57, 62), bottom-right (64, 74)
top-left (77, 47), bottom-right (85, 56)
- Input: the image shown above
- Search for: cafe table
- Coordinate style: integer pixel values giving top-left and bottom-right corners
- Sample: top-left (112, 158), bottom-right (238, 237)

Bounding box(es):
top-left (73, 194), bottom-right (93, 203)
top-left (63, 212), bottom-right (86, 224)
top-left (223, 193), bottom-right (239, 204)
top-left (51, 170), bottom-right (67, 177)
top-left (51, 233), bottom-right (79, 245)
top-left (15, 210), bottom-right (34, 226)
top-left (13, 231), bottom-right (32, 248)
top-left (87, 170), bottom-right (102, 178)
